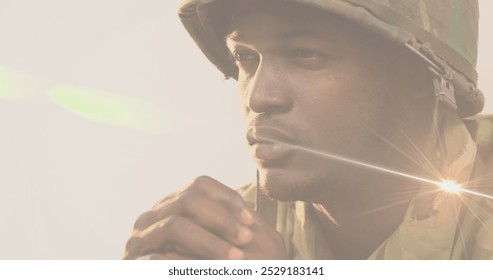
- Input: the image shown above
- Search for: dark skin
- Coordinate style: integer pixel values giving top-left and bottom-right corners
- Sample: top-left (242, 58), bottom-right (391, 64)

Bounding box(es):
top-left (124, 176), bottom-right (285, 260)
top-left (124, 0), bottom-right (436, 260)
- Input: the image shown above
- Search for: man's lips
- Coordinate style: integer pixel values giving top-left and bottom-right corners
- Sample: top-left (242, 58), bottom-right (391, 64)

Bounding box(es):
top-left (246, 126), bottom-right (296, 162)
top-left (246, 126), bottom-right (295, 145)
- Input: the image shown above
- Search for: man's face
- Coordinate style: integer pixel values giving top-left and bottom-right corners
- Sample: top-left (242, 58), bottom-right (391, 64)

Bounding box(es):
top-left (226, 1), bottom-right (400, 202)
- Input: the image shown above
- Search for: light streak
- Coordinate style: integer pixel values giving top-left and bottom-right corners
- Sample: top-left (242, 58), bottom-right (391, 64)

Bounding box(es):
top-left (460, 188), bottom-right (493, 200)
top-left (259, 136), bottom-right (493, 201)
top-left (0, 68), bottom-right (37, 100)
top-left (48, 86), bottom-right (171, 134)
top-left (262, 137), bottom-right (442, 186)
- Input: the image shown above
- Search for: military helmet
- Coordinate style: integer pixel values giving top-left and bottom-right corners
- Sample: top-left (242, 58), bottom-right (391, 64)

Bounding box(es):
top-left (179, 0), bottom-right (484, 117)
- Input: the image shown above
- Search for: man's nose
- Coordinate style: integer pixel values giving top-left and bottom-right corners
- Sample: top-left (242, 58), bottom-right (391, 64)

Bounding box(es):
top-left (245, 60), bottom-right (293, 114)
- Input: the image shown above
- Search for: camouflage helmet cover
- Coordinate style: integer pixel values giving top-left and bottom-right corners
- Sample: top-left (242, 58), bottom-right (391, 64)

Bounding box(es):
top-left (179, 0), bottom-right (484, 117)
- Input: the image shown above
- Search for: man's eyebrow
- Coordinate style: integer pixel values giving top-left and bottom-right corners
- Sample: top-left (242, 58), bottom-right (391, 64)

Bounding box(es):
top-left (225, 28), bottom-right (324, 43)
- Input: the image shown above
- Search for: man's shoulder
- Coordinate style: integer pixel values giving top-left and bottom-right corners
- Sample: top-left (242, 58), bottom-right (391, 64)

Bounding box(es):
top-left (464, 113), bottom-right (493, 177)
top-left (465, 113), bottom-right (493, 153)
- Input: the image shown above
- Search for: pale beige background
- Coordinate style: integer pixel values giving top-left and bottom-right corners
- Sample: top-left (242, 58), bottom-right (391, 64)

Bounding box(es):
top-left (0, 0), bottom-right (491, 259)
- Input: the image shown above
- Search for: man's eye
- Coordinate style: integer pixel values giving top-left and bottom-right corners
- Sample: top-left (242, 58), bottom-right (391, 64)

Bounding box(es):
top-left (293, 49), bottom-right (324, 59)
top-left (232, 51), bottom-right (259, 62)
top-left (291, 49), bottom-right (328, 70)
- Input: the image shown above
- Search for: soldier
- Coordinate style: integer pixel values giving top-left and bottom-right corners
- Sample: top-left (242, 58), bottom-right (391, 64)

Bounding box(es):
top-left (124, 0), bottom-right (493, 259)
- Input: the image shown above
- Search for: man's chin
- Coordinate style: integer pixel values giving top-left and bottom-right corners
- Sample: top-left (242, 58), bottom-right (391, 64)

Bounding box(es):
top-left (260, 184), bottom-right (294, 202)
top-left (258, 168), bottom-right (321, 202)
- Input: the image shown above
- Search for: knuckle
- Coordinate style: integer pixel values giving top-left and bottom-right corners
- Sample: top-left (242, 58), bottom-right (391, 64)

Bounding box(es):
top-left (152, 195), bottom-right (171, 210)
top-left (133, 211), bottom-right (153, 231)
top-left (125, 234), bottom-right (143, 255)
top-left (194, 175), bottom-right (212, 184)
top-left (189, 175), bottom-right (213, 191)
top-left (213, 214), bottom-right (238, 236)
top-left (159, 215), bottom-right (184, 238)
top-left (177, 190), bottom-right (201, 210)
top-left (161, 215), bottom-right (202, 245)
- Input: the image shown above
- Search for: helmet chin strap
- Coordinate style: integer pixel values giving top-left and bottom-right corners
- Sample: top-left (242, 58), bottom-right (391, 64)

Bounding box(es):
top-left (430, 67), bottom-right (457, 111)
top-left (430, 65), bottom-right (460, 171)
top-left (405, 42), bottom-right (457, 113)
top-left (428, 72), bottom-right (467, 259)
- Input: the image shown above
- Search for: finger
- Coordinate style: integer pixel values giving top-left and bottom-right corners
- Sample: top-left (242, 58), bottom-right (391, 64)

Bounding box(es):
top-left (133, 194), bottom-right (181, 231)
top-left (134, 178), bottom-right (254, 231)
top-left (138, 192), bottom-right (252, 245)
top-left (240, 211), bottom-right (287, 260)
top-left (151, 191), bottom-right (179, 210)
top-left (187, 176), bottom-right (254, 225)
top-left (249, 210), bottom-right (281, 239)
top-left (125, 215), bottom-right (246, 260)
top-left (243, 210), bottom-right (285, 252)
top-left (182, 194), bottom-right (253, 245)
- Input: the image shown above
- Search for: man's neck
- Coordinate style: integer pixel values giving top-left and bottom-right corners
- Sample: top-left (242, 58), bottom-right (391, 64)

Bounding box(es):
top-left (312, 179), bottom-right (415, 259)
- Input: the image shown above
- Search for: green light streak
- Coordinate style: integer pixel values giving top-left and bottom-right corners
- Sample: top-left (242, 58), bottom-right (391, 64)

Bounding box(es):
top-left (48, 86), bottom-right (171, 134)
top-left (0, 68), bottom-right (31, 100)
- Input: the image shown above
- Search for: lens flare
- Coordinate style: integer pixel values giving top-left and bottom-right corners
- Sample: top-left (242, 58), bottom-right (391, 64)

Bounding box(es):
top-left (258, 135), bottom-right (493, 201)
top-left (258, 136), bottom-right (441, 185)
top-left (439, 181), bottom-right (463, 194)
top-left (48, 86), bottom-right (171, 134)
top-left (0, 68), bottom-right (40, 100)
